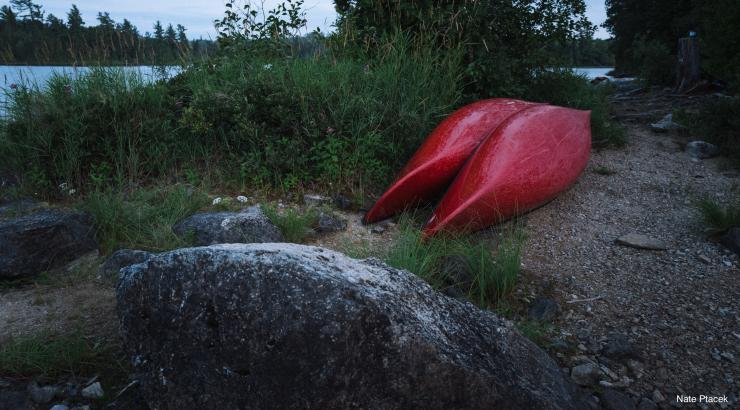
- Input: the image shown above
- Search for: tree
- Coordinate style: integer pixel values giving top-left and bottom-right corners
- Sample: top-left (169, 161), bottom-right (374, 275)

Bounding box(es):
top-left (96, 12), bottom-right (114, 30)
top-left (165, 23), bottom-right (176, 44)
top-left (67, 4), bottom-right (84, 31)
top-left (11, 0), bottom-right (42, 21)
top-left (176, 24), bottom-right (187, 43)
top-left (0, 5), bottom-right (17, 25)
top-left (153, 20), bottom-right (164, 40)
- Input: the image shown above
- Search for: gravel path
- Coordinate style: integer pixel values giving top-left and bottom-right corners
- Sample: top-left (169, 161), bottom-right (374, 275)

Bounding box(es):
top-left (522, 90), bottom-right (739, 408)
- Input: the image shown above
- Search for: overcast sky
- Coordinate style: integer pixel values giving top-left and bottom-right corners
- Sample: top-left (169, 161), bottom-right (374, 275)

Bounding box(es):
top-left (38, 1), bottom-right (609, 40)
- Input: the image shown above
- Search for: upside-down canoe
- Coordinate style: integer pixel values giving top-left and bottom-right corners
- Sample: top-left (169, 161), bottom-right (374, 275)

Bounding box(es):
top-left (363, 98), bottom-right (536, 224)
top-left (422, 105), bottom-right (591, 237)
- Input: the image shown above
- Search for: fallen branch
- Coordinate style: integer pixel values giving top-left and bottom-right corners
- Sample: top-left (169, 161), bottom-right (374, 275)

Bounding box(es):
top-left (566, 295), bottom-right (603, 304)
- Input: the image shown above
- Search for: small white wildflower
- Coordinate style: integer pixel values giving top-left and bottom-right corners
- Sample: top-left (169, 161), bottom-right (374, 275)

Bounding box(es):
top-left (263, 63), bottom-right (273, 70)
top-left (58, 182), bottom-right (68, 190)
top-left (236, 195), bottom-right (248, 203)
top-left (212, 197), bottom-right (223, 205)
top-left (67, 189), bottom-right (76, 196)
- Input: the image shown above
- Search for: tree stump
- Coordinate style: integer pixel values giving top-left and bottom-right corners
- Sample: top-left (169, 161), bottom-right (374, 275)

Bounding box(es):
top-left (675, 37), bottom-right (700, 93)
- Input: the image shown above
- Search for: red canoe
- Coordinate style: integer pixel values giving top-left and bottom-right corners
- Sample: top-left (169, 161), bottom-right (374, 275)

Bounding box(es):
top-left (422, 105), bottom-right (591, 237)
top-left (364, 98), bottom-right (536, 224)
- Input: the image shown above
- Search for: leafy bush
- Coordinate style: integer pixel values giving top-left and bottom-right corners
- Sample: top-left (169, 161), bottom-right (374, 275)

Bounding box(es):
top-left (630, 37), bottom-right (675, 86)
top-left (525, 70), bottom-right (626, 147)
top-left (677, 97), bottom-right (740, 162)
top-left (0, 33), bottom-right (462, 195)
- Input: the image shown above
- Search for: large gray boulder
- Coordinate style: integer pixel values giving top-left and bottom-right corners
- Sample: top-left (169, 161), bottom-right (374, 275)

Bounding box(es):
top-left (98, 249), bottom-right (154, 280)
top-left (172, 206), bottom-right (283, 245)
top-left (117, 244), bottom-right (586, 410)
top-left (0, 209), bottom-right (97, 279)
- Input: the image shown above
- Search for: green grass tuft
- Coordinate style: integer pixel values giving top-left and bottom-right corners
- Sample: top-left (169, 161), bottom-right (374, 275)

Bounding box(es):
top-left (83, 185), bottom-right (209, 254)
top-left (696, 196), bottom-right (740, 234)
top-left (261, 204), bottom-right (319, 243)
top-left (592, 165), bottom-right (617, 175)
top-left (0, 331), bottom-right (125, 380)
top-left (382, 214), bottom-right (525, 308)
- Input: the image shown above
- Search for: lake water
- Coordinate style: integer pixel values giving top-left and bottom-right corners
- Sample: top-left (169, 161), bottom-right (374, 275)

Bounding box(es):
top-left (572, 67), bottom-right (613, 79)
top-left (0, 65), bottom-right (613, 115)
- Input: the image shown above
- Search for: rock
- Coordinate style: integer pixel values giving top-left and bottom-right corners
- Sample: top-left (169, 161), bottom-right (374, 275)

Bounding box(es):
top-left (685, 141), bottom-right (720, 159)
top-left (571, 363), bottom-right (602, 386)
top-left (600, 388), bottom-right (636, 410)
top-left (655, 140), bottom-right (682, 153)
top-left (172, 206), bottom-right (283, 246)
top-left (637, 398), bottom-right (658, 410)
top-left (81, 382), bottom-right (104, 399)
top-left (442, 286), bottom-right (466, 300)
top-left (98, 249), bottom-right (153, 280)
top-left (50, 405), bottom-right (70, 410)
top-left (370, 225), bottom-right (385, 234)
top-left (118, 243), bottom-right (587, 409)
top-left (0, 390), bottom-right (29, 410)
top-left (303, 194), bottom-right (329, 207)
top-left (440, 255), bottom-right (473, 289)
top-left (27, 381), bottom-right (57, 403)
top-left (528, 298), bottom-right (561, 321)
top-left (0, 199), bottom-right (45, 217)
top-left (591, 76), bottom-right (609, 85)
top-left (334, 194), bottom-right (352, 210)
top-left (0, 209), bottom-right (98, 280)
top-left (650, 114), bottom-right (683, 133)
top-left (719, 228), bottom-right (740, 256)
top-left (315, 212), bottom-right (347, 234)
top-left (602, 333), bottom-right (636, 360)
top-left (615, 234), bottom-right (667, 251)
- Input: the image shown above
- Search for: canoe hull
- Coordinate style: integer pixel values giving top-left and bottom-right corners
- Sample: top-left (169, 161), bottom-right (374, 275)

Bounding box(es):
top-left (364, 99), bottom-right (536, 224)
top-left (423, 105), bottom-right (591, 237)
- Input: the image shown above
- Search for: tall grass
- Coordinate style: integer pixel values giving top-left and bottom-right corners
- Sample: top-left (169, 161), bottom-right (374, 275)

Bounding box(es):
top-left (0, 331), bottom-right (125, 380)
top-left (383, 214), bottom-right (525, 307)
top-left (0, 34), bottom-right (462, 196)
top-left (261, 204), bottom-right (319, 243)
top-left (696, 196), bottom-right (740, 234)
top-left (83, 185), bottom-right (209, 254)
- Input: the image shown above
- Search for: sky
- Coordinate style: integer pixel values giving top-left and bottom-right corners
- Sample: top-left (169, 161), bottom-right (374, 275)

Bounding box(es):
top-left (38, 1), bottom-right (609, 40)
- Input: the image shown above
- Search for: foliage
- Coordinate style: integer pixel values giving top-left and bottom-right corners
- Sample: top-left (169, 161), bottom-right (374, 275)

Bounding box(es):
top-left (546, 38), bottom-right (615, 67)
top-left (0, 0), bottom-right (214, 65)
top-left (333, 0), bottom-right (594, 97)
top-left (1, 69), bottom-right (177, 192)
top-left (261, 204), bottom-right (319, 243)
top-left (605, 0), bottom-right (740, 89)
top-left (630, 36), bottom-right (675, 86)
top-left (524, 70), bottom-right (626, 147)
top-left (83, 186), bottom-right (209, 254)
top-left (676, 97), bottom-right (740, 162)
top-left (0, 331), bottom-right (124, 380)
top-left (0, 29), bottom-right (462, 195)
top-left (696, 196), bottom-right (740, 234)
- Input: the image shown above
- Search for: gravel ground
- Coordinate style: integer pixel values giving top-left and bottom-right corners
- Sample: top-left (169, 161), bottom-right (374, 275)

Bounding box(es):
top-left (521, 90), bottom-right (739, 409)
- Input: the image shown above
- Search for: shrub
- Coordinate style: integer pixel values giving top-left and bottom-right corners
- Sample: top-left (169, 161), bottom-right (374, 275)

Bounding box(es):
top-left (524, 70), bottom-right (626, 147)
top-left (677, 97), bottom-right (740, 162)
top-left (630, 37), bottom-right (675, 86)
top-left (0, 34), bottom-right (462, 195)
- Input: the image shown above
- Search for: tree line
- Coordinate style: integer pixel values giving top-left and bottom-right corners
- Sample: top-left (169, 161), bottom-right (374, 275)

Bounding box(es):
top-left (0, 0), bottom-right (216, 65)
top-left (605, 0), bottom-right (740, 88)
